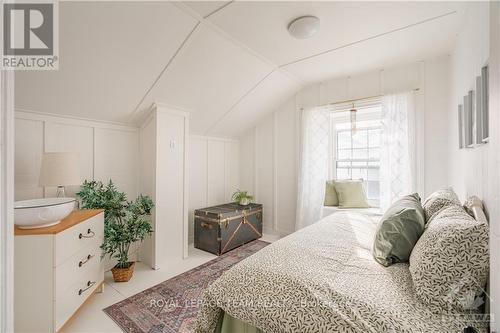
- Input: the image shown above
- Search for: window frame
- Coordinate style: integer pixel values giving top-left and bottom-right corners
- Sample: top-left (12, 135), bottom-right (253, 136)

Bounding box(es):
top-left (329, 102), bottom-right (382, 206)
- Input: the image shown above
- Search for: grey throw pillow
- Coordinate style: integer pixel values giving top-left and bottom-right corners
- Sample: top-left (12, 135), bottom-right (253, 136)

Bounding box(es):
top-left (373, 193), bottom-right (425, 266)
top-left (409, 205), bottom-right (489, 312)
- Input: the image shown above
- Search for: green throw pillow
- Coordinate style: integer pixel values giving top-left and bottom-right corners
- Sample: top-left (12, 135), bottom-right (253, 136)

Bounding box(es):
top-left (334, 180), bottom-right (370, 208)
top-left (324, 180), bottom-right (339, 206)
top-left (372, 193), bottom-right (425, 267)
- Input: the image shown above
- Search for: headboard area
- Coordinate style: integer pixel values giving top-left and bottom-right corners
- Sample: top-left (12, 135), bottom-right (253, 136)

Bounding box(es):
top-left (464, 195), bottom-right (490, 333)
top-left (464, 195), bottom-right (489, 225)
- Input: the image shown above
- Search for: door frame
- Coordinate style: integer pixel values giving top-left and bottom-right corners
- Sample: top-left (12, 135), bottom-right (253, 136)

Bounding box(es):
top-left (0, 70), bottom-right (15, 332)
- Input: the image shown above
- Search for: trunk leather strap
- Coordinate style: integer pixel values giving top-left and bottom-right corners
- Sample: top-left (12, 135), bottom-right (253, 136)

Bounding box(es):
top-left (194, 209), bottom-right (262, 224)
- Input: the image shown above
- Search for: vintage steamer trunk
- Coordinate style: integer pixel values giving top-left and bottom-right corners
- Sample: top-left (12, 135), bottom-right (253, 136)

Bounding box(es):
top-left (194, 203), bottom-right (263, 255)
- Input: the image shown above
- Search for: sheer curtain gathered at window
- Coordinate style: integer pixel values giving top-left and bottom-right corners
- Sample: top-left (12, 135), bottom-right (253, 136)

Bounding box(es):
top-left (295, 107), bottom-right (330, 230)
top-left (380, 92), bottom-right (417, 211)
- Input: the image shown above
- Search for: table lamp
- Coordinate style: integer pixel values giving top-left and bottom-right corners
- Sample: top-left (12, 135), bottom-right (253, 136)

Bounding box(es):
top-left (39, 152), bottom-right (81, 197)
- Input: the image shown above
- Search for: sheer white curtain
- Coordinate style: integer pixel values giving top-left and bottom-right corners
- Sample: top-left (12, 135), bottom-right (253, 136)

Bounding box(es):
top-left (380, 92), bottom-right (417, 211)
top-left (295, 107), bottom-right (330, 230)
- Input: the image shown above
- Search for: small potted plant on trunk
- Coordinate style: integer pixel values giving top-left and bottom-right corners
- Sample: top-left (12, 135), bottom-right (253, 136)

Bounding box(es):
top-left (232, 189), bottom-right (254, 206)
top-left (77, 180), bottom-right (153, 282)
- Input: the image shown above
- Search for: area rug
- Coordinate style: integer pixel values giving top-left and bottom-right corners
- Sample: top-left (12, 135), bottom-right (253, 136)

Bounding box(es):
top-left (104, 240), bottom-right (269, 333)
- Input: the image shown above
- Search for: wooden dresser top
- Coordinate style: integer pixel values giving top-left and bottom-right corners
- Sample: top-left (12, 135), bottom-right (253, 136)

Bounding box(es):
top-left (15, 209), bottom-right (104, 236)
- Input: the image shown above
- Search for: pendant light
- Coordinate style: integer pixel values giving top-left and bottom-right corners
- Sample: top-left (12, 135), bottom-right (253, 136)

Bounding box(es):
top-left (350, 103), bottom-right (357, 134)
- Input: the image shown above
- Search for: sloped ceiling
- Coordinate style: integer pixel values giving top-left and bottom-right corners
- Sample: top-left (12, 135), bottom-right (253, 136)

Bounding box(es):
top-left (15, 1), bottom-right (465, 137)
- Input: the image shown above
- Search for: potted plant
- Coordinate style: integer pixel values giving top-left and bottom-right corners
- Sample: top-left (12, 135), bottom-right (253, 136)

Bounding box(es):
top-left (77, 180), bottom-right (153, 282)
top-left (232, 189), bottom-right (254, 206)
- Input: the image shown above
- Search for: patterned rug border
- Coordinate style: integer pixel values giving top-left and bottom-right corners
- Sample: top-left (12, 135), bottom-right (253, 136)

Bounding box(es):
top-left (103, 240), bottom-right (270, 333)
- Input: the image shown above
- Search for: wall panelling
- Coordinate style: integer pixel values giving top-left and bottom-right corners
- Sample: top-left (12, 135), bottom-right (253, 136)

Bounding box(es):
top-left (14, 110), bottom-right (139, 200)
top-left (188, 136), bottom-right (240, 243)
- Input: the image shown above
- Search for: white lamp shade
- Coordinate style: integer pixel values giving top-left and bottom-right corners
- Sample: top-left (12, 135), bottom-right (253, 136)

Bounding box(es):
top-left (39, 152), bottom-right (81, 186)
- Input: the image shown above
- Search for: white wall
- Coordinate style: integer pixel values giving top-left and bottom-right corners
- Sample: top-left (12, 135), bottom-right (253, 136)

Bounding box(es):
top-left (239, 132), bottom-right (255, 195)
top-left (138, 113), bottom-right (156, 267)
top-left (424, 57), bottom-right (452, 193)
top-left (14, 111), bottom-right (141, 267)
top-left (14, 109), bottom-right (242, 267)
top-left (447, 2), bottom-right (499, 329)
top-left (255, 117), bottom-right (275, 234)
top-left (1, 71), bottom-right (15, 333)
top-left (155, 108), bottom-right (189, 264)
top-left (448, 2), bottom-right (490, 201)
top-left (489, 3), bottom-right (500, 330)
top-left (138, 106), bottom-right (189, 269)
top-left (275, 98), bottom-right (299, 235)
top-left (188, 136), bottom-right (240, 243)
top-left (14, 111), bottom-right (139, 200)
top-left (241, 57), bottom-right (452, 235)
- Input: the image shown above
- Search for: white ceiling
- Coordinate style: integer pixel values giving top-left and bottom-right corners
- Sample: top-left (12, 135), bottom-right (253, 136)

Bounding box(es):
top-left (15, 1), bottom-right (465, 137)
top-left (15, 2), bottom-right (197, 123)
top-left (133, 24), bottom-right (275, 133)
top-left (285, 9), bottom-right (459, 82)
top-left (208, 1), bottom-right (463, 67)
top-left (184, 1), bottom-right (230, 18)
top-left (209, 70), bottom-right (301, 137)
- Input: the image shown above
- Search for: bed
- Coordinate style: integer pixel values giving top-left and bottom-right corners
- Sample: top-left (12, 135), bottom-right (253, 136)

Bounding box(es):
top-left (320, 206), bottom-right (382, 218)
top-left (195, 209), bottom-right (488, 333)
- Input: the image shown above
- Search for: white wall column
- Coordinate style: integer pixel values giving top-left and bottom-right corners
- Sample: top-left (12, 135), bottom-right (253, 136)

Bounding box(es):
top-left (1, 70), bottom-right (15, 333)
top-left (139, 104), bottom-right (190, 268)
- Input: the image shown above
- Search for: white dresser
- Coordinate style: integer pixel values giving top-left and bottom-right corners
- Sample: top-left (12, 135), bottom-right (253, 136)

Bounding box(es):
top-left (14, 210), bottom-right (105, 333)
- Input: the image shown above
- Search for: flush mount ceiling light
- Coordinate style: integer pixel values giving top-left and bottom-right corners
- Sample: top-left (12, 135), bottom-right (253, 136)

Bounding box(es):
top-left (288, 16), bottom-right (320, 39)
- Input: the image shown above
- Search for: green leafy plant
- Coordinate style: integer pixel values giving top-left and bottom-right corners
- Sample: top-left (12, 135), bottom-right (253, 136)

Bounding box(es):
top-left (231, 189), bottom-right (254, 204)
top-left (77, 180), bottom-right (153, 269)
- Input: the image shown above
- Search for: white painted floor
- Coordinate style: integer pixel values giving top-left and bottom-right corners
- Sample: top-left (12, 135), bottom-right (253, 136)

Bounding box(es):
top-left (60, 235), bottom-right (281, 333)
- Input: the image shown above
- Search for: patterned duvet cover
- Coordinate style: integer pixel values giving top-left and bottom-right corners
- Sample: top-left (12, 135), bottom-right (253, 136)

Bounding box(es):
top-left (195, 211), bottom-right (487, 333)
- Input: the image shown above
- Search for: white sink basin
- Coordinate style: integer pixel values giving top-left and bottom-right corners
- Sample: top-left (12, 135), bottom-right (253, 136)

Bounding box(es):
top-left (14, 198), bottom-right (76, 229)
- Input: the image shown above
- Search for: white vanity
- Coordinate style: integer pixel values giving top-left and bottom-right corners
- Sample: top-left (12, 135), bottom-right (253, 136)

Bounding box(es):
top-left (14, 209), bottom-right (105, 333)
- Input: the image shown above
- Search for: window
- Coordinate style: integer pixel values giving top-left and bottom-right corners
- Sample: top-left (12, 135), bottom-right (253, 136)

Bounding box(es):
top-left (331, 104), bottom-right (382, 205)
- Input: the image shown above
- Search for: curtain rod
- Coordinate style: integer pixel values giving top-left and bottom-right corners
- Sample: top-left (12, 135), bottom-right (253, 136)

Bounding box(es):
top-left (317, 87), bottom-right (420, 108)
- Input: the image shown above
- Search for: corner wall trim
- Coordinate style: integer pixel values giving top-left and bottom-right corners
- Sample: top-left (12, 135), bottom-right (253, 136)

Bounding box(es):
top-left (183, 116), bottom-right (190, 259)
top-left (1, 70), bottom-right (15, 333)
top-left (16, 109), bottom-right (138, 132)
top-left (417, 61), bottom-right (426, 196)
top-left (253, 127), bottom-right (258, 201)
top-left (129, 22), bottom-right (200, 122)
top-left (273, 112), bottom-right (278, 232)
top-left (204, 69), bottom-right (276, 136)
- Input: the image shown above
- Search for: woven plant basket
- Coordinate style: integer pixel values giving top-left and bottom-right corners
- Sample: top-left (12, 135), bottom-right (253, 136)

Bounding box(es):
top-left (111, 262), bottom-right (135, 282)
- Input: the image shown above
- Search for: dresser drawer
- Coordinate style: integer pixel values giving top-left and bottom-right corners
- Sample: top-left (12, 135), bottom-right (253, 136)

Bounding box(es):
top-left (55, 212), bottom-right (104, 266)
top-left (55, 263), bottom-right (103, 331)
top-left (55, 238), bottom-right (102, 299)
top-left (14, 210), bottom-right (105, 333)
